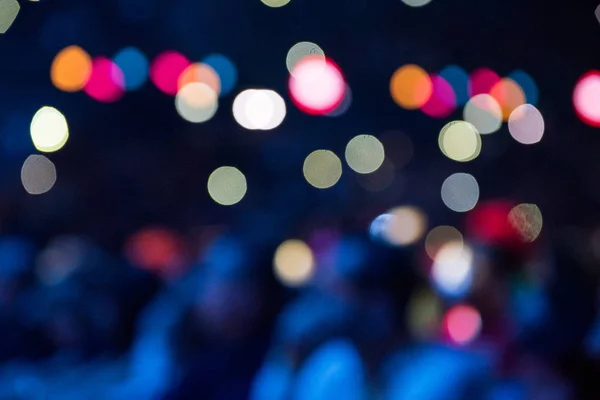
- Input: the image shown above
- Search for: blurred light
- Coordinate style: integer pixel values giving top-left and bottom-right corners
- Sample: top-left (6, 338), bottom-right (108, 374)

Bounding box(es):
top-left (508, 203), bottom-right (543, 242)
top-left (21, 155), bottom-right (57, 195)
top-left (379, 130), bottom-right (413, 169)
top-left (0, 0), bottom-right (19, 33)
top-left (421, 74), bottom-right (456, 118)
top-left (260, 90), bottom-right (287, 130)
top-left (463, 94), bottom-right (502, 134)
top-left (573, 71), bottom-right (600, 127)
top-left (439, 65), bottom-right (469, 106)
top-left (508, 104), bottom-right (544, 144)
top-left (202, 54), bottom-right (238, 96)
top-left (345, 134), bottom-right (385, 174)
top-left (303, 150), bottom-right (342, 189)
top-left (432, 243), bottom-right (474, 298)
top-left (286, 42), bottom-right (325, 76)
top-left (30, 106), bottom-right (69, 153)
top-left (425, 225), bottom-right (463, 260)
top-left (596, 5), bottom-right (600, 25)
top-left (289, 57), bottom-right (345, 115)
top-left (356, 158), bottom-right (395, 192)
top-left (84, 57), bottom-right (125, 103)
top-left (113, 47), bottom-right (149, 91)
top-left (508, 69), bottom-right (539, 106)
top-left (273, 239), bottom-right (314, 287)
top-left (468, 68), bottom-right (501, 97)
top-left (369, 214), bottom-right (393, 242)
top-left (261, 0), bottom-right (291, 7)
top-left (178, 62), bottom-right (221, 95)
top-left (175, 82), bottom-right (218, 123)
top-left (125, 227), bottom-right (185, 274)
top-left (390, 64), bottom-right (433, 109)
top-left (150, 51), bottom-right (190, 96)
top-left (406, 289), bottom-right (442, 339)
top-left (384, 206), bottom-right (427, 246)
top-left (438, 120), bottom-right (481, 162)
top-left (402, 0), bottom-right (433, 6)
top-left (466, 201), bottom-right (522, 247)
top-left (444, 304), bottom-right (481, 345)
top-left (207, 166), bottom-right (247, 206)
top-left (441, 172), bottom-right (479, 212)
top-left (233, 89), bottom-right (286, 130)
top-left (50, 46), bottom-right (92, 92)
top-left (326, 84), bottom-right (352, 117)
top-left (36, 236), bottom-right (88, 285)
top-left (489, 78), bottom-right (526, 121)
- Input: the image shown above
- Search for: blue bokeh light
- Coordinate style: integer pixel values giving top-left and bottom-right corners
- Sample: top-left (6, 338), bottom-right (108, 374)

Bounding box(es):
top-left (202, 54), bottom-right (238, 96)
top-left (113, 47), bottom-right (149, 91)
top-left (508, 69), bottom-right (539, 106)
top-left (439, 65), bottom-right (470, 107)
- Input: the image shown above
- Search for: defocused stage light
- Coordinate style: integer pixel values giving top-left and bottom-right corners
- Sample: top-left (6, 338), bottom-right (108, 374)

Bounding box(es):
top-left (261, 0), bottom-right (291, 7)
top-left (289, 57), bottom-right (345, 115)
top-left (463, 94), bottom-right (502, 134)
top-left (113, 47), bottom-right (149, 91)
top-left (439, 65), bottom-right (469, 106)
top-left (508, 203), bottom-right (543, 242)
top-left (468, 68), bottom-right (501, 97)
top-left (51, 46), bottom-right (92, 92)
top-left (421, 74), bottom-right (456, 118)
top-left (508, 69), bottom-right (539, 106)
top-left (431, 243), bottom-right (473, 299)
top-left (207, 166), bottom-right (247, 206)
top-left (30, 106), bottom-right (69, 153)
top-left (303, 150), bottom-right (342, 189)
top-left (489, 78), bottom-right (526, 121)
top-left (233, 89), bottom-right (286, 130)
top-left (286, 41), bottom-right (325, 76)
top-left (125, 227), bottom-right (185, 275)
top-left (406, 289), bottom-right (442, 339)
top-left (444, 304), bottom-right (482, 345)
top-left (273, 239), bottom-right (314, 287)
top-left (345, 134), bottom-right (385, 174)
top-left (441, 172), bottom-right (479, 212)
top-left (390, 64), bottom-right (433, 109)
top-left (175, 82), bottom-right (218, 123)
top-left (384, 206), bottom-right (427, 246)
top-left (84, 57), bottom-right (125, 103)
top-left (21, 155), bottom-right (57, 195)
top-left (178, 62), bottom-right (221, 95)
top-left (0, 0), bottom-right (19, 33)
top-left (438, 120), bottom-right (481, 162)
top-left (202, 54), bottom-right (238, 96)
top-left (150, 51), bottom-right (190, 96)
top-left (573, 71), bottom-right (600, 127)
top-left (508, 104), bottom-right (544, 144)
top-left (425, 225), bottom-right (463, 260)
top-left (402, 0), bottom-right (433, 6)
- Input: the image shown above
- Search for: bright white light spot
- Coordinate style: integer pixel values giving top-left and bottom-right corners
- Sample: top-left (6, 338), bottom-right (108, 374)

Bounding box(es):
top-left (438, 121), bottom-right (481, 162)
top-left (441, 173), bottom-right (479, 212)
top-left (573, 71), bottom-right (600, 127)
top-left (261, 90), bottom-right (286, 130)
top-left (233, 89), bottom-right (286, 130)
top-left (345, 134), bottom-right (385, 174)
top-left (207, 166), bottom-right (247, 206)
top-left (431, 242), bottom-right (473, 298)
top-left (508, 104), bottom-right (544, 144)
top-left (289, 57), bottom-right (345, 115)
top-left (303, 150), bottom-right (342, 189)
top-left (30, 106), bottom-right (69, 153)
top-left (175, 82), bottom-right (218, 123)
top-left (425, 226), bottom-right (463, 260)
top-left (21, 155), bottom-right (57, 195)
top-left (245, 90), bottom-right (274, 129)
top-left (384, 206), bottom-right (427, 246)
top-left (273, 239), bottom-right (314, 287)
top-left (463, 94), bottom-right (502, 134)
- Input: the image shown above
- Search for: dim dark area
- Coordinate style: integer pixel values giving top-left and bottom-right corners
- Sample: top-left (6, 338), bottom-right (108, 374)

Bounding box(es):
top-left (0, 0), bottom-right (600, 399)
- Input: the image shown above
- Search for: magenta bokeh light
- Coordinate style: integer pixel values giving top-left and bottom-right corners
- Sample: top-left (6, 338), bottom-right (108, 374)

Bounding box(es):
top-left (467, 68), bottom-right (501, 97)
top-left (421, 75), bottom-right (456, 118)
top-left (150, 51), bottom-right (191, 96)
top-left (573, 70), bottom-right (600, 128)
top-left (288, 57), bottom-right (345, 115)
top-left (84, 57), bottom-right (125, 103)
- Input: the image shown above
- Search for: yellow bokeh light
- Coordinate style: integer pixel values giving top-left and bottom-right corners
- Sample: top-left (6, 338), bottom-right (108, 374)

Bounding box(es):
top-left (345, 134), bottom-right (385, 174)
top-left (406, 289), bottom-right (442, 339)
top-left (390, 65), bottom-right (433, 110)
top-left (489, 78), bottom-right (526, 121)
top-left (425, 226), bottom-right (463, 260)
top-left (51, 46), bottom-right (92, 92)
top-left (508, 203), bottom-right (543, 242)
top-left (286, 42), bottom-right (325, 76)
top-left (384, 206), bottom-right (427, 246)
top-left (30, 106), bottom-right (69, 153)
top-left (261, 0), bottom-right (290, 7)
top-left (175, 82), bottom-right (218, 123)
top-left (0, 0), bottom-right (19, 34)
top-left (21, 155), bottom-right (57, 195)
top-left (463, 94), bottom-right (502, 135)
top-left (273, 239), bottom-right (314, 287)
top-left (303, 150), bottom-right (342, 189)
top-left (207, 166), bottom-right (247, 206)
top-left (438, 120), bottom-right (481, 162)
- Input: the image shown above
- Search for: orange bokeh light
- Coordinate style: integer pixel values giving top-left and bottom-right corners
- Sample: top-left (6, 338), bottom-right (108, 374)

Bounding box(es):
top-left (489, 78), bottom-right (526, 121)
top-left (50, 46), bottom-right (93, 92)
top-left (390, 65), bottom-right (433, 110)
top-left (178, 63), bottom-right (221, 95)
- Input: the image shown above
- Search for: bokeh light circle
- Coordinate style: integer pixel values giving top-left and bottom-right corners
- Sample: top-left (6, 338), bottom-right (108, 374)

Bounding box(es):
top-left (573, 71), bottom-right (600, 127)
top-left (508, 203), bottom-right (543, 242)
top-left (0, 0), bottom-right (19, 34)
top-left (202, 54), bottom-right (238, 96)
top-left (21, 155), bottom-right (57, 195)
top-left (233, 89), bottom-right (286, 130)
top-left (175, 82), bottom-right (218, 123)
top-left (431, 242), bottom-right (473, 298)
top-left (444, 304), bottom-right (482, 345)
top-left (113, 47), bottom-right (149, 91)
top-left (178, 62), bottom-right (221, 95)
top-left (261, 0), bottom-right (291, 7)
top-left (303, 150), bottom-right (343, 189)
top-left (51, 46), bottom-right (92, 92)
top-left (345, 134), bottom-right (385, 174)
top-left (390, 65), bottom-right (433, 109)
top-left (289, 57), bottom-right (345, 115)
top-left (509, 70), bottom-right (539, 106)
top-left (421, 74), bottom-right (456, 118)
top-left (286, 42), bottom-right (325, 76)
top-left (207, 166), bottom-right (247, 206)
top-left (439, 65), bottom-right (469, 106)
top-left (150, 51), bottom-right (190, 96)
top-left (425, 226), bottom-right (463, 260)
top-left (463, 94), bottom-right (502, 134)
top-left (441, 173), bottom-right (479, 212)
top-left (84, 57), bottom-right (125, 103)
top-left (468, 68), bottom-right (501, 97)
top-left (489, 78), bottom-right (526, 121)
top-left (508, 104), bottom-right (544, 144)
top-left (273, 239), bottom-right (314, 287)
top-left (438, 121), bottom-right (481, 162)
top-left (402, 0), bottom-right (432, 6)
top-left (30, 106), bottom-right (69, 153)
top-left (384, 206), bottom-right (427, 246)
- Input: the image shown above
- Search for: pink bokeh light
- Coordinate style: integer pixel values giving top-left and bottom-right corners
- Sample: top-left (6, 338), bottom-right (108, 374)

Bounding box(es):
top-left (84, 57), bottom-right (125, 103)
top-left (444, 304), bottom-right (482, 345)
top-left (468, 68), bottom-right (501, 97)
top-left (288, 57), bottom-right (345, 115)
top-left (421, 74), bottom-right (456, 118)
top-left (573, 71), bottom-right (600, 127)
top-left (150, 51), bottom-right (191, 96)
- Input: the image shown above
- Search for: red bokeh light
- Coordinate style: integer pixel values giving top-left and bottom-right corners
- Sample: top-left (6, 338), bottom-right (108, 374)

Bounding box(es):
top-left (573, 70), bottom-right (600, 128)
top-left (125, 227), bottom-right (186, 278)
top-left (468, 68), bottom-right (501, 97)
top-left (444, 304), bottom-right (481, 345)
top-left (288, 57), bottom-right (345, 115)
top-left (84, 57), bottom-right (125, 103)
top-left (421, 74), bottom-right (456, 118)
top-left (150, 51), bottom-right (191, 96)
